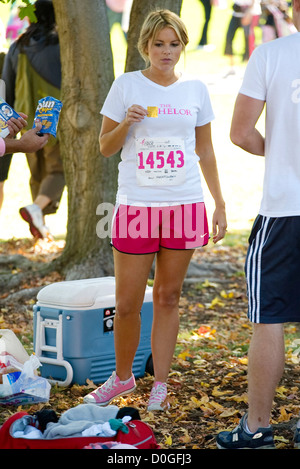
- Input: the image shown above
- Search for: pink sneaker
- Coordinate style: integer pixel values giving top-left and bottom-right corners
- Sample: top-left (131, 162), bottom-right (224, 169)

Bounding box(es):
top-left (83, 371), bottom-right (136, 406)
top-left (147, 382), bottom-right (170, 411)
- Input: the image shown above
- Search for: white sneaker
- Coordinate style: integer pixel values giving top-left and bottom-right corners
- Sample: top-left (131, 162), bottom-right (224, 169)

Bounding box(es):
top-left (147, 382), bottom-right (170, 411)
top-left (19, 204), bottom-right (48, 239)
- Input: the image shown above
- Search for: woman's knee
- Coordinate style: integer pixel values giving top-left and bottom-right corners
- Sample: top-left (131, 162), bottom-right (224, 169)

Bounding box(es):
top-left (115, 298), bottom-right (142, 319)
top-left (153, 285), bottom-right (181, 310)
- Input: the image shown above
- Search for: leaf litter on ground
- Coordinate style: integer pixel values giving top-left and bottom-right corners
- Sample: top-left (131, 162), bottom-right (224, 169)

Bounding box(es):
top-left (0, 234), bottom-right (300, 449)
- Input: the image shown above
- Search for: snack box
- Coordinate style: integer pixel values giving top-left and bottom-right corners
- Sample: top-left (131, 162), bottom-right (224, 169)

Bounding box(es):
top-left (0, 97), bottom-right (21, 138)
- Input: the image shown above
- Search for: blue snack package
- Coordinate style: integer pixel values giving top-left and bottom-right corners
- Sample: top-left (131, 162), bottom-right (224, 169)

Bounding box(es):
top-left (33, 96), bottom-right (63, 137)
top-left (0, 97), bottom-right (21, 138)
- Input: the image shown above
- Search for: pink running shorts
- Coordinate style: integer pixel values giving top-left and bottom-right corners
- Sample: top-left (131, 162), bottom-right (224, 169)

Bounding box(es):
top-left (111, 202), bottom-right (209, 254)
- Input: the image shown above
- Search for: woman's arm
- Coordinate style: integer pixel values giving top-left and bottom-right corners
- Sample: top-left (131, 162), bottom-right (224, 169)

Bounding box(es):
top-left (195, 123), bottom-right (227, 243)
top-left (99, 105), bottom-right (147, 157)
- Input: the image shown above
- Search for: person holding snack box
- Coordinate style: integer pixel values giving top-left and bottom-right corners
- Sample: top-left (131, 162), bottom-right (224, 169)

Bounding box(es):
top-left (84, 10), bottom-right (227, 411)
top-left (0, 111), bottom-right (49, 211)
top-left (0, 117), bottom-right (49, 157)
top-left (0, 0), bottom-right (63, 239)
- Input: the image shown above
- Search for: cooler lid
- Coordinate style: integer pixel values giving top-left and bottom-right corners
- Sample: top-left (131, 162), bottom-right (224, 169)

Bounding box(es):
top-left (36, 276), bottom-right (153, 310)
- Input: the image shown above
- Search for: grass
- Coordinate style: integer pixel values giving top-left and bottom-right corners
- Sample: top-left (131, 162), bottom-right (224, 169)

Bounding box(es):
top-left (0, 0), bottom-right (265, 241)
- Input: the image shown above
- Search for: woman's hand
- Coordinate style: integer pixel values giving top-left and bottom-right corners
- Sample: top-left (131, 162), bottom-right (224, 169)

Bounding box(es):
top-left (212, 205), bottom-right (227, 243)
top-left (125, 105), bottom-right (148, 126)
top-left (100, 105), bottom-right (147, 157)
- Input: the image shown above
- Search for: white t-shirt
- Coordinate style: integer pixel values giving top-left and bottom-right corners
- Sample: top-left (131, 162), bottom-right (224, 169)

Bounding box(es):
top-left (100, 71), bottom-right (214, 206)
top-left (239, 32), bottom-right (300, 217)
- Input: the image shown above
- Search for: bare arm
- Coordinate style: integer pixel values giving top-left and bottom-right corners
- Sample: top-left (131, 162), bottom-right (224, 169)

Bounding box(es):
top-left (99, 105), bottom-right (148, 157)
top-left (2, 113), bottom-right (49, 154)
top-left (4, 125), bottom-right (49, 154)
top-left (195, 123), bottom-right (227, 243)
top-left (230, 93), bottom-right (265, 156)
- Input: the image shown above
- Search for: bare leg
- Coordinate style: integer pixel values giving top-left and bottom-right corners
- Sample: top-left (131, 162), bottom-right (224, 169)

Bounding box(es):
top-left (113, 248), bottom-right (155, 381)
top-left (151, 247), bottom-right (194, 383)
top-left (34, 194), bottom-right (51, 213)
top-left (247, 323), bottom-right (285, 432)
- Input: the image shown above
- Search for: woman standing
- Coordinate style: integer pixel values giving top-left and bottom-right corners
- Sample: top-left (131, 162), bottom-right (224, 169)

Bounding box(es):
top-left (197, 0), bottom-right (213, 49)
top-left (224, 0), bottom-right (254, 74)
top-left (84, 9), bottom-right (227, 411)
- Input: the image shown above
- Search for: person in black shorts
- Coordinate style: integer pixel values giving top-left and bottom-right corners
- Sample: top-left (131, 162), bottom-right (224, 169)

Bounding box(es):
top-left (217, 0), bottom-right (300, 449)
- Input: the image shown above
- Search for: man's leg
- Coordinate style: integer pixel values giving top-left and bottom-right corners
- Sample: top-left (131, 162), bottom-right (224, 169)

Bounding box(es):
top-left (247, 323), bottom-right (285, 432)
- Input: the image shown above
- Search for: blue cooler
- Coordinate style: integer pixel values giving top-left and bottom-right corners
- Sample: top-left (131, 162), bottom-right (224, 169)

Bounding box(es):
top-left (33, 277), bottom-right (153, 386)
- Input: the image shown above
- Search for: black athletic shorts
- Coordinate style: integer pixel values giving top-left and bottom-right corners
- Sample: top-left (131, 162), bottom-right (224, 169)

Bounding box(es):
top-left (245, 215), bottom-right (300, 324)
top-left (0, 154), bottom-right (12, 182)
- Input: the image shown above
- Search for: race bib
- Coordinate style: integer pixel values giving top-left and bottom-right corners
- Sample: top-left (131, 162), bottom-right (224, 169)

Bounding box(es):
top-left (135, 137), bottom-right (186, 186)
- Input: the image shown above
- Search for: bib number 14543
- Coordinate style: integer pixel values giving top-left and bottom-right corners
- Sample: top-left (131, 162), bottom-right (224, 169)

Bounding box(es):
top-left (135, 137), bottom-right (186, 186)
top-left (137, 149), bottom-right (184, 170)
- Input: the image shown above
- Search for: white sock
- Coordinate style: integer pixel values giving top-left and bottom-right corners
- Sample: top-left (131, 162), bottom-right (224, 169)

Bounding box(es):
top-left (244, 419), bottom-right (254, 434)
top-left (244, 417), bottom-right (271, 434)
top-left (119, 376), bottom-right (132, 385)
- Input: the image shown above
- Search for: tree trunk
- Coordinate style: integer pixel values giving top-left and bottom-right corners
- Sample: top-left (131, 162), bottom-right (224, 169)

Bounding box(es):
top-left (125, 0), bottom-right (183, 72)
top-left (52, 0), bottom-right (118, 279)
top-left (50, 0), bottom-right (183, 280)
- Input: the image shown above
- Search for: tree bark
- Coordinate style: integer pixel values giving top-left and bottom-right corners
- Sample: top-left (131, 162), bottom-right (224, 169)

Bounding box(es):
top-left (125, 0), bottom-right (183, 72)
top-left (52, 0), bottom-right (118, 279)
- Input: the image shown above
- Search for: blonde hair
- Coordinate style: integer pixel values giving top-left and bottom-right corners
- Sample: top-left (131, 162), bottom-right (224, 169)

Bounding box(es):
top-left (138, 9), bottom-right (189, 63)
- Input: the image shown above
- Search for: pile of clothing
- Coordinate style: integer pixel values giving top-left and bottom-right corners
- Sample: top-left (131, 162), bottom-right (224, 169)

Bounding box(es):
top-left (11, 404), bottom-right (140, 440)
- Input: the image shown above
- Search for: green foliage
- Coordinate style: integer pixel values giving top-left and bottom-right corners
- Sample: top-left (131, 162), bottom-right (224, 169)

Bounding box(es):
top-left (0, 0), bottom-right (37, 22)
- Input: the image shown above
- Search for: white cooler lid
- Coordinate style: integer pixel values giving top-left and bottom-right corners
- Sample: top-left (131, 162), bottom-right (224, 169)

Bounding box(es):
top-left (37, 276), bottom-right (153, 310)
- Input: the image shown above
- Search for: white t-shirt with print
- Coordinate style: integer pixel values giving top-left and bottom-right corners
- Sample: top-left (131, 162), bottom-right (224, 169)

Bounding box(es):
top-left (100, 71), bottom-right (214, 206)
top-left (239, 32), bottom-right (300, 217)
